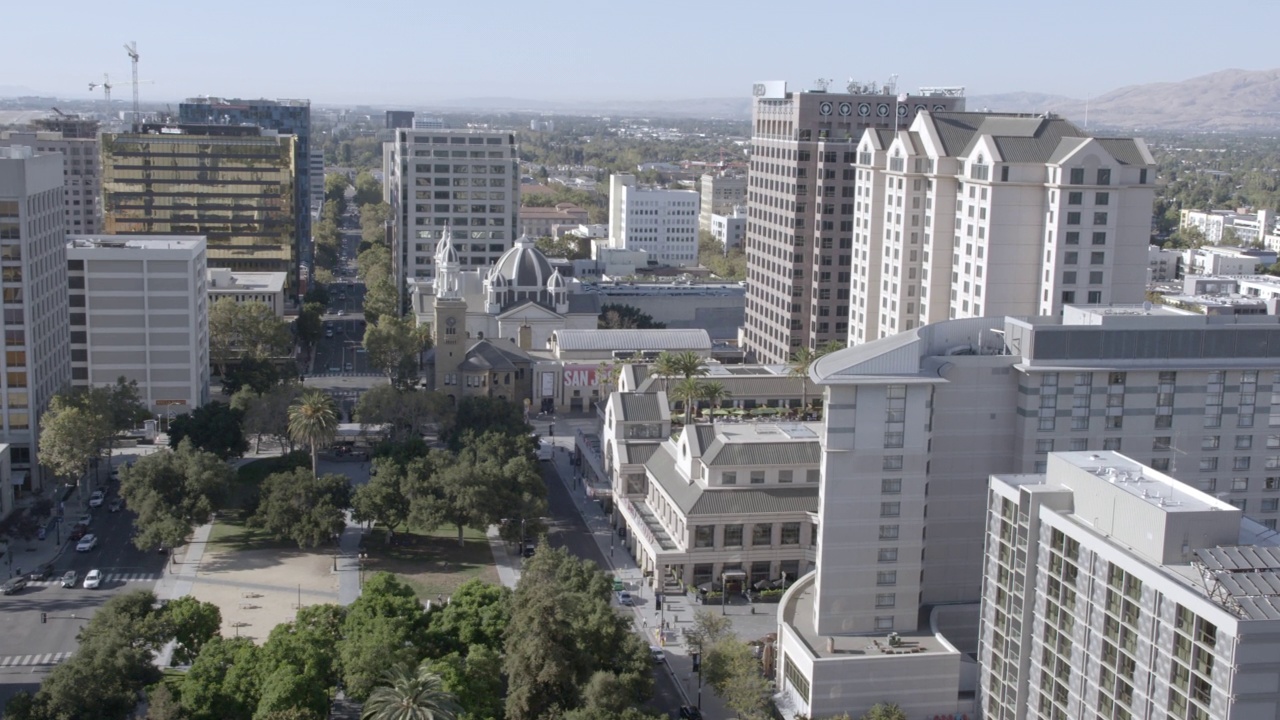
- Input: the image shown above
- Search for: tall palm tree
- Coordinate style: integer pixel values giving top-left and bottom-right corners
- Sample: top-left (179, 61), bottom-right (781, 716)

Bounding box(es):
top-left (361, 662), bottom-right (461, 720)
top-left (699, 381), bottom-right (732, 425)
top-left (653, 351), bottom-right (680, 393)
top-left (788, 347), bottom-right (818, 415)
top-left (668, 350), bottom-right (709, 381)
top-left (671, 377), bottom-right (704, 426)
top-left (288, 390), bottom-right (339, 476)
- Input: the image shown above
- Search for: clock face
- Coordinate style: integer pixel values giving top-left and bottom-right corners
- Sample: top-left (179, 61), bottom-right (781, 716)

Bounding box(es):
top-left (915, 104), bottom-right (927, 114)
top-left (819, 101), bottom-right (833, 116)
top-left (858, 103), bottom-right (871, 117)
top-left (445, 316), bottom-right (457, 327)
top-left (933, 104), bottom-right (946, 112)
top-left (876, 103), bottom-right (890, 117)
top-left (838, 102), bottom-right (852, 116)
top-left (897, 104), bottom-right (909, 118)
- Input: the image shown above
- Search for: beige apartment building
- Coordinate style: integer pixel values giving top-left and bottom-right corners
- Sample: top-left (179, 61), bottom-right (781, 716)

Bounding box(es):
top-left (740, 80), bottom-right (965, 364)
top-left (0, 130), bottom-right (100, 236)
top-left (698, 173), bottom-right (746, 232)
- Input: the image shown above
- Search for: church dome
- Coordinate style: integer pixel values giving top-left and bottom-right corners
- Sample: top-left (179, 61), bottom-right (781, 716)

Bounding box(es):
top-left (547, 268), bottom-right (566, 290)
top-left (435, 226), bottom-right (459, 266)
top-left (491, 234), bottom-right (553, 290)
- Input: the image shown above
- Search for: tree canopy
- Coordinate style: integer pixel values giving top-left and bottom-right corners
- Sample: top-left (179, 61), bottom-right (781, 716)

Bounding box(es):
top-left (250, 468), bottom-right (351, 548)
top-left (168, 402), bottom-right (248, 459)
top-left (598, 303), bottom-right (667, 330)
top-left (119, 439), bottom-right (234, 552)
top-left (363, 315), bottom-right (430, 387)
top-left (209, 299), bottom-right (293, 374)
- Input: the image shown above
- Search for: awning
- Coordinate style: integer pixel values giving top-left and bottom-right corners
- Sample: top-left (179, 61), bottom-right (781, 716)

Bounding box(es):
top-left (12, 472), bottom-right (27, 485)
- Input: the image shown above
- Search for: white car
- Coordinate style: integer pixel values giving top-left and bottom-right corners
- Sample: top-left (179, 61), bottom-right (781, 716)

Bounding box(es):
top-left (76, 534), bottom-right (98, 552)
top-left (88, 490), bottom-right (105, 507)
top-left (77, 514), bottom-right (92, 527)
top-left (83, 569), bottom-right (102, 589)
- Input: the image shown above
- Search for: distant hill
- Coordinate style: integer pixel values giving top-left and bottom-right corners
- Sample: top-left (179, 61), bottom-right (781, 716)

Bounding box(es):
top-left (428, 96), bottom-right (751, 119)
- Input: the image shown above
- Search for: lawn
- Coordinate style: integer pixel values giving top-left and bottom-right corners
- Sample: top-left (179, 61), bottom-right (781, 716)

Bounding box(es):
top-left (205, 510), bottom-right (296, 552)
top-left (361, 524), bottom-right (498, 601)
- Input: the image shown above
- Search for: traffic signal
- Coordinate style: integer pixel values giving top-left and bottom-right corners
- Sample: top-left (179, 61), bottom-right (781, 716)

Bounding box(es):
top-left (40, 612), bottom-right (46, 624)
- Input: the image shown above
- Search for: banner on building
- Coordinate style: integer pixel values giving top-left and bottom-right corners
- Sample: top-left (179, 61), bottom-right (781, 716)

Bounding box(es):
top-left (540, 371), bottom-right (556, 398)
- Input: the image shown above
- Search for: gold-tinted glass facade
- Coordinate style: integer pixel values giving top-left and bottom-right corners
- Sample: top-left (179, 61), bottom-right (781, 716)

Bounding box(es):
top-left (101, 131), bottom-right (296, 283)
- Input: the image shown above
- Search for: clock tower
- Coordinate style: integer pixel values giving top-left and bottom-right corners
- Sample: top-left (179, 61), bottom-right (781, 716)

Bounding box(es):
top-left (431, 227), bottom-right (468, 397)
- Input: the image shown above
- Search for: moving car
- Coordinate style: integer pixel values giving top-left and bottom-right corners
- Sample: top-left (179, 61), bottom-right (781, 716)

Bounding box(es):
top-left (76, 534), bottom-right (98, 552)
top-left (83, 570), bottom-right (102, 589)
top-left (60, 571), bottom-right (77, 588)
top-left (1, 577), bottom-right (27, 595)
top-left (109, 497), bottom-right (124, 513)
top-left (88, 490), bottom-right (105, 507)
top-left (77, 514), bottom-right (92, 527)
top-left (649, 646), bottom-right (665, 663)
top-left (612, 578), bottom-right (626, 592)
top-left (617, 590), bottom-right (633, 606)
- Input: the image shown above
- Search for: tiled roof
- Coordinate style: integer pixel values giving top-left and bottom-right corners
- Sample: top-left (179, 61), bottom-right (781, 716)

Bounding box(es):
top-left (553, 329), bottom-right (711, 352)
top-left (458, 339), bottom-right (532, 372)
top-left (618, 442), bottom-right (661, 465)
top-left (618, 393), bottom-right (665, 422)
top-left (689, 487), bottom-right (818, 516)
top-left (702, 441), bottom-right (821, 467)
top-left (1094, 138), bottom-right (1151, 167)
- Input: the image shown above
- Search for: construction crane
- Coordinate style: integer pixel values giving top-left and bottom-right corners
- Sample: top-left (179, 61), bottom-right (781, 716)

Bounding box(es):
top-left (124, 41), bottom-right (140, 130)
top-left (88, 73), bottom-right (112, 117)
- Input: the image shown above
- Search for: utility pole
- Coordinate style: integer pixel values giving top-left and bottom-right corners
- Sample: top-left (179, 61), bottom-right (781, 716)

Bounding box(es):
top-left (123, 42), bottom-right (140, 131)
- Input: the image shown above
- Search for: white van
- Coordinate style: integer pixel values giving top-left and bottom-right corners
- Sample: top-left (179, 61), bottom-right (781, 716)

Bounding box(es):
top-left (537, 440), bottom-right (553, 462)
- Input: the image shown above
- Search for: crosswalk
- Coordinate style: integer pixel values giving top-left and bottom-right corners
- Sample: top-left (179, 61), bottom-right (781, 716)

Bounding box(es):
top-left (29, 572), bottom-right (158, 587)
top-left (0, 652), bottom-right (72, 667)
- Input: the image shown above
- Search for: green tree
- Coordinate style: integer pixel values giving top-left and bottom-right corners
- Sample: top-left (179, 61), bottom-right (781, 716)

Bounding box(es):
top-left (222, 356), bottom-right (284, 396)
top-left (38, 394), bottom-right (110, 486)
top-left (324, 173), bottom-right (351, 210)
top-left (233, 382), bottom-right (305, 453)
top-left (296, 302), bottom-right (325, 349)
top-left (288, 390), bottom-right (339, 475)
top-left (788, 347), bottom-right (818, 413)
top-left (351, 463), bottom-right (410, 541)
top-left (353, 385), bottom-right (449, 443)
top-left (703, 638), bottom-right (773, 720)
top-left (251, 468), bottom-right (350, 548)
top-left (670, 376), bottom-right (703, 425)
top-left (860, 703), bottom-right (908, 720)
top-left (119, 440), bottom-right (234, 552)
top-left (168, 403), bottom-right (248, 459)
top-left (699, 380), bottom-right (732, 424)
top-left (163, 596), bottom-right (223, 666)
top-left (598, 303), bottom-right (667, 330)
top-left (683, 609), bottom-right (733, 654)
top-left (440, 396), bottom-right (530, 451)
top-left (362, 278), bottom-right (400, 325)
top-left (426, 579), bottom-right (512, 654)
top-left (258, 604), bottom-right (346, 692)
top-left (354, 171), bottom-right (383, 207)
top-left (209, 299), bottom-right (292, 375)
top-left (340, 573), bottom-right (430, 700)
top-left (143, 684), bottom-right (186, 720)
top-left (254, 663), bottom-right (328, 720)
top-left (425, 646), bottom-right (504, 720)
top-left (180, 636), bottom-right (263, 720)
top-left (364, 315), bottom-right (428, 387)
top-left (360, 662), bottom-right (461, 720)
top-left (534, 235), bottom-right (590, 260)
top-left (357, 245), bottom-right (393, 286)
top-left (360, 202), bottom-right (393, 247)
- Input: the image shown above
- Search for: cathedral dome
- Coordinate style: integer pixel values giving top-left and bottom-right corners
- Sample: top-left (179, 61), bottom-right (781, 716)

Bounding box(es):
top-left (491, 234), bottom-right (553, 290)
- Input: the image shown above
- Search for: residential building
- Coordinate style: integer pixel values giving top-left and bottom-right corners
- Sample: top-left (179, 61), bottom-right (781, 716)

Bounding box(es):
top-left (776, 305), bottom-right (1280, 718)
top-left (100, 124), bottom-right (298, 286)
top-left (0, 147), bottom-right (72, 494)
top-left (0, 129), bottom-right (100, 235)
top-left (1149, 243), bottom-right (1182, 281)
top-left (709, 206), bottom-right (747, 250)
top-left (606, 174), bottom-right (700, 266)
top-left (741, 80), bottom-right (966, 363)
top-left (207, 267), bottom-right (288, 317)
top-left (848, 111), bottom-right (1155, 346)
top-left (385, 110), bottom-right (414, 130)
top-left (67, 236), bottom-right (210, 415)
top-left (519, 203), bottom-right (589, 238)
top-left (698, 173), bottom-right (747, 232)
top-left (178, 98), bottom-right (312, 289)
top-left (383, 129), bottom-right (520, 295)
top-left (1183, 245), bottom-right (1276, 276)
top-left (981, 451), bottom-right (1280, 720)
top-left (611, 411), bottom-right (821, 591)
top-left (1181, 207), bottom-right (1276, 244)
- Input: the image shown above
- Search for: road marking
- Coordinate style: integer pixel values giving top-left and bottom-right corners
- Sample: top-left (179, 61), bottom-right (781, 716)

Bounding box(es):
top-left (28, 573), bottom-right (158, 587)
top-left (0, 652), bottom-right (72, 667)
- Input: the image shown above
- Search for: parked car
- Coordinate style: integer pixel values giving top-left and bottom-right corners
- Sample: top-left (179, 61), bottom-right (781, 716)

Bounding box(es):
top-left (109, 497), bottom-right (124, 513)
top-left (60, 571), bottom-right (77, 588)
top-left (83, 570), bottom-right (102, 589)
top-left (76, 534), bottom-right (98, 552)
top-left (68, 524), bottom-right (88, 542)
top-left (88, 490), bottom-right (105, 507)
top-left (77, 514), bottom-right (92, 527)
top-left (1, 577), bottom-right (27, 595)
top-left (678, 706), bottom-right (703, 720)
top-left (612, 577), bottom-right (626, 592)
top-left (649, 646), bottom-right (665, 663)
top-left (617, 590), bottom-right (633, 606)
top-left (28, 564), bottom-right (53, 581)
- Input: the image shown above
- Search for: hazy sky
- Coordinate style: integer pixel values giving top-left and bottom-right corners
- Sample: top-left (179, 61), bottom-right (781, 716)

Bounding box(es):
top-left (5, 0), bottom-right (1278, 106)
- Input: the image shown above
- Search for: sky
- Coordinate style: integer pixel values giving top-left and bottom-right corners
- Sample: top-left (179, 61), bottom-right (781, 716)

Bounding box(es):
top-left (4, 0), bottom-right (1279, 106)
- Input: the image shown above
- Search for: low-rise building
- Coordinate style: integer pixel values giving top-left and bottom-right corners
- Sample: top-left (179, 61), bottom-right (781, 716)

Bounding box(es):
top-left (67, 236), bottom-right (210, 415)
top-left (698, 173), bottom-right (747, 232)
top-left (519, 203), bottom-right (590, 238)
top-left (1148, 243), bottom-right (1182, 281)
top-left (709, 207), bottom-right (747, 250)
top-left (1181, 207), bottom-right (1275, 244)
top-left (207, 268), bottom-right (288, 317)
top-left (1182, 245), bottom-right (1276, 276)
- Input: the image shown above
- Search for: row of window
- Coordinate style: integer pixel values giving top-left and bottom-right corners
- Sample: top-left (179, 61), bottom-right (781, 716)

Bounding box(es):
top-left (691, 522), bottom-right (806, 548)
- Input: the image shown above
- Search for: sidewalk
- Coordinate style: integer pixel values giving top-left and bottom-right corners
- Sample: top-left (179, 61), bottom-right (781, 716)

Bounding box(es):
top-left (541, 437), bottom-right (735, 720)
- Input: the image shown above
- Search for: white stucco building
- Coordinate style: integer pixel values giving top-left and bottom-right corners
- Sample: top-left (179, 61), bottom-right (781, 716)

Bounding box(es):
top-left (1182, 245), bottom-right (1276, 276)
top-left (68, 236), bottom-right (210, 415)
top-left (207, 267), bottom-right (288, 317)
top-left (0, 147), bottom-right (71, 493)
top-left (709, 207), bottom-right (747, 250)
top-left (607, 174), bottom-right (700, 266)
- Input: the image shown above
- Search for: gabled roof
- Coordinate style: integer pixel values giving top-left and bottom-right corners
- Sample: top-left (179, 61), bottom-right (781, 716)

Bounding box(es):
top-left (497, 300), bottom-right (563, 322)
top-left (458, 339), bottom-right (533, 373)
top-left (643, 444), bottom-right (818, 516)
top-left (702, 441), bottom-right (821, 467)
top-left (617, 393), bottom-right (667, 422)
top-left (618, 442), bottom-right (661, 465)
top-left (552, 328), bottom-right (712, 353)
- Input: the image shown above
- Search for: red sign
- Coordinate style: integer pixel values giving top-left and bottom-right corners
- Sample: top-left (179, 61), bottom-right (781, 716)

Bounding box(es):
top-left (562, 365), bottom-right (598, 387)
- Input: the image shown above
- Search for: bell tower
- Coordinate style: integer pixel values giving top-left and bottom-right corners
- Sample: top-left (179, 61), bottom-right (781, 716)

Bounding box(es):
top-left (432, 227), bottom-right (468, 396)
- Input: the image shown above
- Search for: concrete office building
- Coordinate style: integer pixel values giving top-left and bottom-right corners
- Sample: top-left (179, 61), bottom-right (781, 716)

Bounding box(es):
top-left (67, 236), bottom-right (210, 415)
top-left (982, 452), bottom-right (1280, 720)
top-left (383, 129), bottom-right (520, 295)
top-left (385, 110), bottom-right (415, 130)
top-left (101, 124), bottom-right (298, 286)
top-left (698, 173), bottom-right (747, 232)
top-left (606, 174), bottom-right (700, 266)
top-left (709, 207), bottom-right (747, 250)
top-left (309, 148), bottom-right (325, 211)
top-left (740, 80), bottom-right (966, 363)
top-left (0, 130), bottom-right (100, 236)
top-left (849, 111), bottom-right (1155, 346)
top-left (0, 147), bottom-right (72, 494)
top-left (179, 98), bottom-right (312, 289)
top-left (776, 305), bottom-right (1280, 718)
top-left (207, 267), bottom-right (288, 317)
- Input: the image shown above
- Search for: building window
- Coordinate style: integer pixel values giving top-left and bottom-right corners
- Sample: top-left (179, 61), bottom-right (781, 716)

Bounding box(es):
top-left (1151, 458), bottom-right (1171, 471)
top-left (880, 502), bottom-right (901, 518)
top-left (722, 471), bottom-right (737, 485)
top-left (879, 525), bottom-right (899, 540)
top-left (750, 470), bottom-right (765, 484)
top-left (876, 571), bottom-right (897, 586)
top-left (1066, 212), bottom-right (1081, 225)
top-left (881, 478), bottom-right (902, 494)
top-left (695, 525), bottom-right (714, 549)
top-left (1153, 437), bottom-right (1172, 451)
top-left (752, 524), bottom-right (772, 546)
top-left (878, 548), bottom-right (899, 563)
top-left (1037, 439), bottom-right (1054, 454)
top-left (1097, 169), bottom-right (1111, 185)
top-left (1069, 168), bottom-right (1085, 185)
top-left (781, 523), bottom-right (801, 545)
top-left (1263, 499), bottom-right (1279, 513)
top-left (778, 469), bottom-right (793, 483)
top-left (875, 593), bottom-right (896, 608)
top-left (883, 456), bottom-right (903, 470)
top-left (874, 616), bottom-right (895, 631)
top-left (806, 469), bottom-right (820, 483)
top-left (1232, 477), bottom-right (1250, 491)
top-left (1103, 438), bottom-right (1121, 451)
top-left (723, 525), bottom-right (743, 547)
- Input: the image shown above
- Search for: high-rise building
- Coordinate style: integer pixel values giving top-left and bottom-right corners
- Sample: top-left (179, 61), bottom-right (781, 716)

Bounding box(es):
top-left (0, 147), bottom-right (72, 494)
top-left (101, 124), bottom-right (298, 285)
top-left (606, 174), bottom-right (700, 266)
top-left (775, 305), bottom-right (1280, 718)
top-left (982, 451), bottom-right (1280, 720)
top-left (698, 173), bottom-right (746, 232)
top-left (67, 236), bottom-right (210, 415)
top-left (178, 98), bottom-right (312, 289)
top-left (0, 130), bottom-right (101, 236)
top-left (309, 148), bottom-right (325, 212)
top-left (385, 110), bottom-right (415, 130)
top-left (849, 112), bottom-right (1155, 345)
top-left (383, 128), bottom-right (520, 296)
top-left (741, 80), bottom-right (965, 364)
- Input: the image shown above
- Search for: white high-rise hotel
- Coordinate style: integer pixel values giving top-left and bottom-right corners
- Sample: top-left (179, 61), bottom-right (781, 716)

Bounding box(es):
top-left (849, 112), bottom-right (1154, 345)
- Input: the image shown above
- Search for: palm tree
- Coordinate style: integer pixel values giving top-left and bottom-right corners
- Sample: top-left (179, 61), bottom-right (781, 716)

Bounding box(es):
top-left (671, 377), bottom-right (704, 426)
top-left (288, 390), bottom-right (339, 476)
top-left (361, 662), bottom-right (461, 720)
top-left (699, 381), bottom-right (732, 425)
top-left (668, 350), bottom-right (708, 380)
top-left (653, 351), bottom-right (680, 393)
top-left (788, 347), bottom-right (818, 415)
